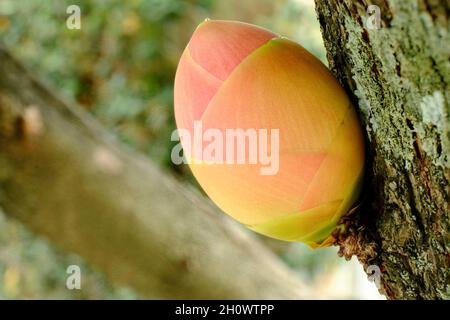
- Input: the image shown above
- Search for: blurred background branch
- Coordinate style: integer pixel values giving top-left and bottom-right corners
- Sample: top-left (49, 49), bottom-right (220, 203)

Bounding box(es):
top-left (0, 46), bottom-right (311, 299)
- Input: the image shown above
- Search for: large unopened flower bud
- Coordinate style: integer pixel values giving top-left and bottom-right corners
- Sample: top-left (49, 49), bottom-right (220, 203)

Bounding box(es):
top-left (174, 20), bottom-right (365, 247)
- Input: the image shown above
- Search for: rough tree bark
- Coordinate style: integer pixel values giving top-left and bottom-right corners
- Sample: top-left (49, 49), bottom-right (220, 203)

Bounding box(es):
top-left (0, 47), bottom-right (310, 299)
top-left (315, 0), bottom-right (449, 299)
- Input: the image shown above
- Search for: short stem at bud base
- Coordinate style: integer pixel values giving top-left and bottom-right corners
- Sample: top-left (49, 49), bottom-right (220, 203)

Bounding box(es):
top-left (310, 201), bottom-right (364, 248)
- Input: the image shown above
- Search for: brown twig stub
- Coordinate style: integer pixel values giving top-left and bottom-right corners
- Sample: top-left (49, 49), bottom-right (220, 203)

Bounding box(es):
top-left (332, 206), bottom-right (379, 265)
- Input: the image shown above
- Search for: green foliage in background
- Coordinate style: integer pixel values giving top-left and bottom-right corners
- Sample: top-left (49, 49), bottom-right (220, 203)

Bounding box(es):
top-left (0, 0), bottom-right (212, 170)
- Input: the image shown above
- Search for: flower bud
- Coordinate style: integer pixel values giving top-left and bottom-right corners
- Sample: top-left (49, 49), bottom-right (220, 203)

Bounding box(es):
top-left (174, 20), bottom-right (365, 247)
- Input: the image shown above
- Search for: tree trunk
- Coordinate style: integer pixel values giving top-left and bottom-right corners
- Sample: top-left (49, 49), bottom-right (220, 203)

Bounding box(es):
top-left (0, 47), bottom-right (310, 299)
top-left (314, 0), bottom-right (449, 299)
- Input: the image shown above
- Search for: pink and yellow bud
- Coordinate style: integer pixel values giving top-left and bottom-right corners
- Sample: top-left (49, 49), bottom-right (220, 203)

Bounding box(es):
top-left (174, 20), bottom-right (365, 247)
